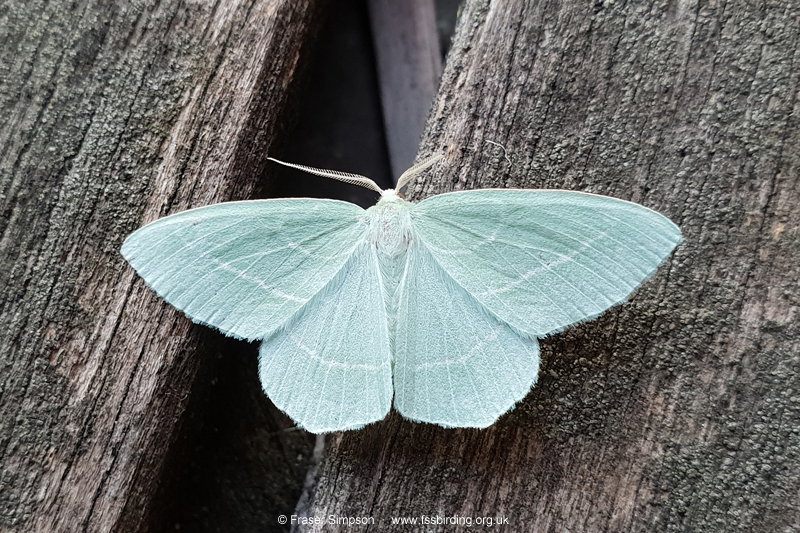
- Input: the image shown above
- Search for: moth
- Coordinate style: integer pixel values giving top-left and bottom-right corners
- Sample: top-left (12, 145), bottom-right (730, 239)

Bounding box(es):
top-left (122, 155), bottom-right (681, 432)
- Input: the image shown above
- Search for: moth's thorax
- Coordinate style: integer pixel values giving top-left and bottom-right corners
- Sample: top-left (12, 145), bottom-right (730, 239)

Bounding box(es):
top-left (365, 191), bottom-right (413, 257)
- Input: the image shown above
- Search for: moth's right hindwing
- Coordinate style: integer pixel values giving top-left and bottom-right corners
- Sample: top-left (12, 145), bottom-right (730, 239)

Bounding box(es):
top-left (121, 199), bottom-right (367, 341)
top-left (393, 241), bottom-right (540, 428)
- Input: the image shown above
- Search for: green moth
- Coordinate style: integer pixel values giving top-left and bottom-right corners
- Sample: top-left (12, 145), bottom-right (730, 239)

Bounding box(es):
top-left (121, 155), bottom-right (681, 433)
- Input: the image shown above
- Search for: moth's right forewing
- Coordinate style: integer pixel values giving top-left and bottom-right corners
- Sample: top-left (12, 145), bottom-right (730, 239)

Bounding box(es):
top-left (121, 199), bottom-right (367, 341)
top-left (411, 189), bottom-right (682, 337)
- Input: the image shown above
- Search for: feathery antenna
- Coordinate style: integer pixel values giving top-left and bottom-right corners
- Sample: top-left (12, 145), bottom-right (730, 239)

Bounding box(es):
top-left (268, 157), bottom-right (384, 194)
top-left (396, 154), bottom-right (444, 191)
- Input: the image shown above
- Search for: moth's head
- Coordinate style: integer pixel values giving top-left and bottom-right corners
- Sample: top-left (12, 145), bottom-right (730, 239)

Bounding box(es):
top-left (378, 189), bottom-right (404, 203)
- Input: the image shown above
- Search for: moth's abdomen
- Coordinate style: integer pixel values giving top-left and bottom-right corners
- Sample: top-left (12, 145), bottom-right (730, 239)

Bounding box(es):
top-left (365, 198), bottom-right (414, 354)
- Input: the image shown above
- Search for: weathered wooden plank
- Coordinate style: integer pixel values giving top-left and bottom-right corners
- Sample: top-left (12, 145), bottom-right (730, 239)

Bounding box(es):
top-left (0, 1), bottom-right (323, 531)
top-left (367, 0), bottom-right (442, 179)
top-left (151, 5), bottom-right (393, 530)
top-left (300, 0), bottom-right (800, 531)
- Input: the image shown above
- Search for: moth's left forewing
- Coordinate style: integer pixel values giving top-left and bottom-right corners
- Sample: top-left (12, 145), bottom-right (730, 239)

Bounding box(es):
top-left (410, 189), bottom-right (682, 337)
top-left (121, 199), bottom-right (367, 341)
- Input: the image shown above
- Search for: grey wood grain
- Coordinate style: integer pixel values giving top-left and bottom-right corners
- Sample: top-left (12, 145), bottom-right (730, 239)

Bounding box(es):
top-left (0, 1), bottom-right (323, 531)
top-left (368, 0), bottom-right (442, 180)
top-left (301, 0), bottom-right (800, 531)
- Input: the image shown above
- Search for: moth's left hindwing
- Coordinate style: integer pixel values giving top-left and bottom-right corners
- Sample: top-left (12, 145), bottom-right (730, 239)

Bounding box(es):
top-left (121, 199), bottom-right (367, 341)
top-left (259, 242), bottom-right (392, 433)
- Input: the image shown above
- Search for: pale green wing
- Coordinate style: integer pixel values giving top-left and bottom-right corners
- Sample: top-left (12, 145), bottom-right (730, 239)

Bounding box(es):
top-left (259, 242), bottom-right (392, 433)
top-left (121, 199), bottom-right (366, 341)
top-left (393, 242), bottom-right (540, 428)
top-left (412, 189), bottom-right (682, 337)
